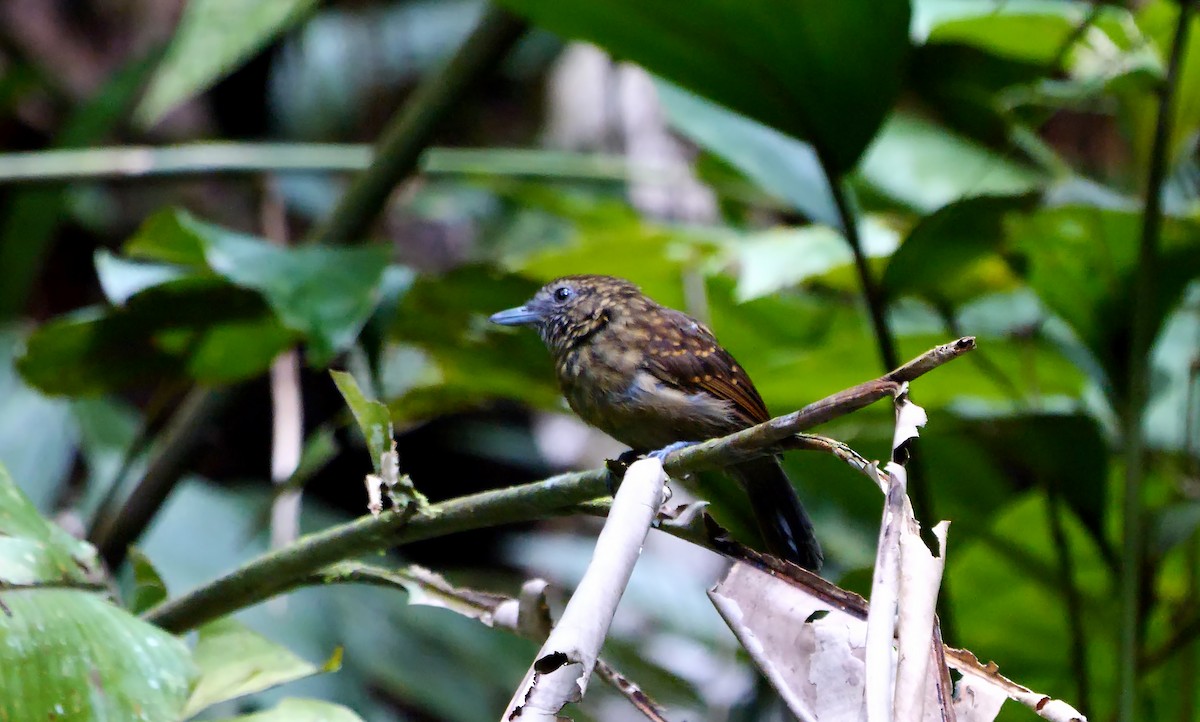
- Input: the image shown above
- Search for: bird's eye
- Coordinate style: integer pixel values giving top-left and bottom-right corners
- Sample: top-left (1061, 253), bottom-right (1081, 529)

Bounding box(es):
top-left (552, 286), bottom-right (573, 303)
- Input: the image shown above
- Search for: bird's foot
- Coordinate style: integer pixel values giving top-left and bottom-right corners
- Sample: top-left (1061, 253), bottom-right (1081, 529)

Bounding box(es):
top-left (647, 440), bottom-right (697, 463)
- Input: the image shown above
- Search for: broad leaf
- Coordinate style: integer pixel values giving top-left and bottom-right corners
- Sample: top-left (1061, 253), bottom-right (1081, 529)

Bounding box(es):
top-left (126, 209), bottom-right (392, 364)
top-left (656, 80), bottom-right (839, 228)
top-left (1004, 205), bottom-right (1200, 403)
top-left (183, 617), bottom-right (341, 718)
top-left (0, 590), bottom-right (195, 722)
top-left (883, 194), bottom-right (1032, 305)
top-left (0, 466), bottom-right (194, 722)
top-left (137, 0), bottom-right (319, 125)
top-left (17, 282), bottom-right (293, 395)
top-left (857, 113), bottom-right (1046, 212)
top-left (497, 0), bottom-right (911, 173)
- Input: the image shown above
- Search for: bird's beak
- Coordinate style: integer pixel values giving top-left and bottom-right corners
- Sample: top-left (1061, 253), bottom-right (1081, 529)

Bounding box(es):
top-left (489, 304), bottom-right (542, 326)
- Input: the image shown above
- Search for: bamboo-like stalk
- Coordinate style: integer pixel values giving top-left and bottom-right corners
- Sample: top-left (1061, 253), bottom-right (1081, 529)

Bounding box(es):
top-left (1118, 4), bottom-right (1195, 720)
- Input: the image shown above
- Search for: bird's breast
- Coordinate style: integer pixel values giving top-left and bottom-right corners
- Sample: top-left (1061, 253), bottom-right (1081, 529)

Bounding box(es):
top-left (555, 340), bottom-right (736, 450)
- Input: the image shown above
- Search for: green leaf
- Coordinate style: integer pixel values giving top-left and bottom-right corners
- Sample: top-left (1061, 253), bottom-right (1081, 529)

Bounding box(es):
top-left (136, 0), bottom-right (319, 126)
top-left (914, 0), bottom-right (1097, 65)
top-left (656, 80), bottom-right (839, 227)
top-left (857, 113), bottom-right (1046, 212)
top-left (128, 547), bottom-right (169, 615)
top-left (209, 698), bottom-right (366, 722)
top-left (731, 220), bottom-right (900, 302)
top-left (183, 617), bottom-right (342, 718)
top-left (496, 0), bottom-right (911, 173)
top-left (95, 249), bottom-right (189, 305)
top-left (970, 413), bottom-right (1113, 560)
top-left (0, 327), bottom-right (77, 510)
top-left (1119, 1), bottom-right (1200, 181)
top-left (883, 195), bottom-right (1032, 305)
top-left (0, 464), bottom-right (100, 585)
top-left (127, 209), bottom-right (392, 364)
top-left (0, 465), bottom-right (193, 721)
top-left (330, 370), bottom-right (394, 474)
top-left (0, 589), bottom-right (195, 722)
top-left (17, 283), bottom-right (293, 395)
top-left (947, 493), bottom-right (1116, 708)
top-left (1003, 205), bottom-right (1200, 403)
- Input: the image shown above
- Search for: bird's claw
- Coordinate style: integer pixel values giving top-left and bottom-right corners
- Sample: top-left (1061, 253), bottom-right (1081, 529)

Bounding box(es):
top-left (647, 440), bottom-right (697, 463)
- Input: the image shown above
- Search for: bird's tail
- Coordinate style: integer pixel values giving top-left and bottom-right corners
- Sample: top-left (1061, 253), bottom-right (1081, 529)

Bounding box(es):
top-left (728, 457), bottom-right (823, 572)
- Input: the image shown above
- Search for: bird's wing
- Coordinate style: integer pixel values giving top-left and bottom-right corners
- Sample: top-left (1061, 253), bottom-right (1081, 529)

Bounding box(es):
top-left (642, 310), bottom-right (771, 427)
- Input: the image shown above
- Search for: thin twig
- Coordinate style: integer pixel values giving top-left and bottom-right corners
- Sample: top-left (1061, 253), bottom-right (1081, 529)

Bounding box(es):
top-left (262, 180), bottom-right (305, 553)
top-left (141, 337), bottom-right (975, 634)
top-left (88, 386), bottom-right (233, 569)
top-left (1119, 4), bottom-right (1195, 719)
top-left (1046, 484), bottom-right (1091, 711)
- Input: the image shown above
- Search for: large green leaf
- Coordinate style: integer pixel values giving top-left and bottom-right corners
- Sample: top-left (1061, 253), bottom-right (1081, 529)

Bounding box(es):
top-left (1003, 205), bottom-right (1200, 403)
top-left (857, 113), bottom-right (1046, 212)
top-left (656, 80), bottom-right (839, 228)
top-left (883, 194), bottom-right (1032, 305)
top-left (17, 282), bottom-right (293, 395)
top-left (0, 590), bottom-right (195, 722)
top-left (913, 0), bottom-right (1099, 65)
top-left (948, 493), bottom-right (1116, 717)
top-left (1120, 1), bottom-right (1200, 181)
top-left (967, 413), bottom-right (1113, 560)
top-left (183, 617), bottom-right (341, 718)
top-left (136, 0), bottom-right (319, 126)
top-left (0, 466), bottom-right (194, 722)
top-left (126, 209), bottom-right (392, 364)
top-left (497, 0), bottom-right (911, 173)
top-left (730, 220), bottom-right (901, 302)
top-left (0, 465), bottom-right (100, 585)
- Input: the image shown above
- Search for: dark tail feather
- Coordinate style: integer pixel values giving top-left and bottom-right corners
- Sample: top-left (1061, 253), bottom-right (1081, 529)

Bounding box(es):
top-left (728, 457), bottom-right (823, 572)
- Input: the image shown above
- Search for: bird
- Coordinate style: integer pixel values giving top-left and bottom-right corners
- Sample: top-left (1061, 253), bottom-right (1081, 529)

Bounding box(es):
top-left (490, 274), bottom-right (822, 571)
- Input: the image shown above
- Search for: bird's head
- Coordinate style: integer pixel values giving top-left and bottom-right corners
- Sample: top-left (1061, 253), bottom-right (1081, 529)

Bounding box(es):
top-left (490, 274), bottom-right (643, 353)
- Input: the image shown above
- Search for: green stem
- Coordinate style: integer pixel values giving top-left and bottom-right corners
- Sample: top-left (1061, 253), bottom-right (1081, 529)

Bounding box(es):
top-left (145, 470), bottom-right (610, 632)
top-left (141, 338), bottom-right (975, 633)
top-left (828, 176), bottom-right (898, 371)
top-left (308, 5), bottom-right (527, 245)
top-left (1119, 4), bottom-right (1195, 720)
top-left (1046, 484), bottom-right (1091, 711)
top-left (0, 143), bottom-right (371, 183)
top-left (88, 386), bottom-right (233, 569)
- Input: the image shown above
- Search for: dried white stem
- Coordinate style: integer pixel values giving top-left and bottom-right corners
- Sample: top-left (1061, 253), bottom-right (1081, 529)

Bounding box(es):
top-left (502, 458), bottom-right (667, 721)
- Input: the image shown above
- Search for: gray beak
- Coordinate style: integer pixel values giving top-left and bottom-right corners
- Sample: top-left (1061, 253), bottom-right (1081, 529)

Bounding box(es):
top-left (489, 305), bottom-right (542, 326)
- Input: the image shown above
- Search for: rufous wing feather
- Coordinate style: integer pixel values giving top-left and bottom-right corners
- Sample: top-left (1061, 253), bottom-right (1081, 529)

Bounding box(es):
top-left (641, 310), bottom-right (770, 427)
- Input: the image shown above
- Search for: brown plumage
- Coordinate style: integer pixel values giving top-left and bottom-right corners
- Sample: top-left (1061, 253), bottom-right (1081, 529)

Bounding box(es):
top-left (491, 274), bottom-right (822, 571)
